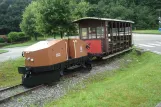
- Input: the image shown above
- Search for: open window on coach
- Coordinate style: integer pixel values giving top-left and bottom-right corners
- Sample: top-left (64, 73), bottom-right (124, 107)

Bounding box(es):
top-left (96, 27), bottom-right (104, 38)
top-left (89, 27), bottom-right (96, 39)
top-left (81, 27), bottom-right (104, 39)
top-left (81, 28), bottom-right (88, 39)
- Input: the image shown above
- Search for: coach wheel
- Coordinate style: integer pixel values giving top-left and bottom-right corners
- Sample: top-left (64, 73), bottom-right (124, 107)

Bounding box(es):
top-left (96, 56), bottom-right (103, 60)
top-left (85, 62), bottom-right (92, 71)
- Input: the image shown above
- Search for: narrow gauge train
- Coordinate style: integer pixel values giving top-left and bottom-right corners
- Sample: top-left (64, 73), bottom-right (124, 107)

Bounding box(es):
top-left (18, 17), bottom-right (134, 87)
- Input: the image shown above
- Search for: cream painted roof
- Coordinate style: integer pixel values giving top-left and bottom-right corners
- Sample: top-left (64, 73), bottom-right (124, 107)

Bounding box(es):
top-left (24, 39), bottom-right (61, 52)
top-left (73, 17), bottom-right (134, 23)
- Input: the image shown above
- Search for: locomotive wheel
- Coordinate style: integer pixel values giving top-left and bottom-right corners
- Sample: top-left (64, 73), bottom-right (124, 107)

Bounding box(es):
top-left (60, 70), bottom-right (64, 76)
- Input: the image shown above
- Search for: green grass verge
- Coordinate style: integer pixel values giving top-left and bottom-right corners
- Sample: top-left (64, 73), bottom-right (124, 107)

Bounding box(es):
top-left (133, 30), bottom-right (161, 34)
top-left (0, 58), bottom-right (24, 87)
top-left (2, 40), bottom-right (38, 48)
top-left (0, 49), bottom-right (8, 54)
top-left (1, 36), bottom-right (63, 48)
top-left (45, 52), bottom-right (161, 107)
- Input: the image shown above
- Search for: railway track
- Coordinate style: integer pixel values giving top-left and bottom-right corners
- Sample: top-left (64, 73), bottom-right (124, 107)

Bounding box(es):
top-left (0, 84), bottom-right (43, 104)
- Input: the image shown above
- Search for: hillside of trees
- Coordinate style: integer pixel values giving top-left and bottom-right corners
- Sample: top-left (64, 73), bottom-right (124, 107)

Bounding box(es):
top-left (0, 0), bottom-right (161, 36)
top-left (0, 0), bottom-right (31, 34)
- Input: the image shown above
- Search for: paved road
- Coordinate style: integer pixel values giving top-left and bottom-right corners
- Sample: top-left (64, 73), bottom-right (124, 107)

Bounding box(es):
top-left (0, 47), bottom-right (27, 62)
top-left (133, 33), bottom-right (161, 54)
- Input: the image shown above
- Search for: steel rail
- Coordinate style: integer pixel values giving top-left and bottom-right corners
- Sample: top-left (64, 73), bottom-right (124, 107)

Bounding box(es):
top-left (0, 85), bottom-right (43, 104)
top-left (0, 84), bottom-right (22, 93)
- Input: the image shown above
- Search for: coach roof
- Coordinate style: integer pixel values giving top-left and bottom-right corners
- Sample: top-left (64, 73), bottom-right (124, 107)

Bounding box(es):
top-left (73, 17), bottom-right (134, 23)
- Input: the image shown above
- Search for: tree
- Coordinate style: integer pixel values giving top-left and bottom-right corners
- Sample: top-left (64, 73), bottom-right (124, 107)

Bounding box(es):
top-left (86, 0), bottom-right (159, 29)
top-left (35, 0), bottom-right (74, 38)
top-left (20, 0), bottom-right (90, 39)
top-left (20, 1), bottom-right (40, 41)
top-left (0, 0), bottom-right (31, 35)
top-left (70, 0), bottom-right (90, 19)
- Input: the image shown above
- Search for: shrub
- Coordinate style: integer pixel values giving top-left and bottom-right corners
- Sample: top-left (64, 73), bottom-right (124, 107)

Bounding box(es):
top-left (8, 32), bottom-right (30, 43)
top-left (0, 35), bottom-right (8, 43)
top-left (0, 38), bottom-right (5, 43)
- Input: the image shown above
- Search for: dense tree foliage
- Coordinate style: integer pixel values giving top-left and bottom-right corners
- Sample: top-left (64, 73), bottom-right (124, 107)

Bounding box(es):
top-left (36, 0), bottom-right (73, 38)
top-left (20, 1), bottom-right (40, 40)
top-left (0, 0), bottom-right (31, 34)
top-left (1, 0), bottom-right (161, 37)
top-left (86, 0), bottom-right (161, 29)
top-left (20, 0), bottom-right (89, 39)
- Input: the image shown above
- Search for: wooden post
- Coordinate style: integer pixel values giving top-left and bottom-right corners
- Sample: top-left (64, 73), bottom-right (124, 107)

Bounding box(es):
top-left (104, 21), bottom-right (108, 52)
top-left (79, 24), bottom-right (82, 39)
top-left (124, 23), bottom-right (126, 49)
top-left (111, 21), bottom-right (113, 53)
top-left (95, 27), bottom-right (97, 39)
top-left (130, 23), bottom-right (132, 47)
top-left (118, 22), bottom-right (120, 51)
top-left (87, 27), bottom-right (89, 39)
top-left (127, 23), bottom-right (130, 47)
top-left (104, 21), bottom-right (107, 39)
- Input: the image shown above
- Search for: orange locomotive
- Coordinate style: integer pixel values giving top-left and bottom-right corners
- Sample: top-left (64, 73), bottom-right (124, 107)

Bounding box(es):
top-left (18, 39), bottom-right (91, 87)
top-left (18, 17), bottom-right (134, 87)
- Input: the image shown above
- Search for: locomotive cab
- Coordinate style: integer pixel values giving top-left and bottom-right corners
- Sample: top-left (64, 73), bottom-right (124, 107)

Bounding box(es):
top-left (18, 39), bottom-right (91, 87)
top-left (23, 40), bottom-right (68, 68)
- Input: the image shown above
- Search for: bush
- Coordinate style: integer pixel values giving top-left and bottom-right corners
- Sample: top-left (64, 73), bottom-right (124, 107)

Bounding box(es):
top-left (8, 32), bottom-right (30, 43)
top-left (0, 38), bottom-right (5, 43)
top-left (0, 35), bottom-right (8, 43)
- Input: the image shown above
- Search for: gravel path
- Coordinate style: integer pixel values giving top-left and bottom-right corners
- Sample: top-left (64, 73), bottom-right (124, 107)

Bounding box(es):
top-left (0, 53), bottom-right (132, 107)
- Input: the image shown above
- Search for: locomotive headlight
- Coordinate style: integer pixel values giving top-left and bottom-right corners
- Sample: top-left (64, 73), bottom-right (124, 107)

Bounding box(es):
top-left (30, 59), bottom-right (34, 62)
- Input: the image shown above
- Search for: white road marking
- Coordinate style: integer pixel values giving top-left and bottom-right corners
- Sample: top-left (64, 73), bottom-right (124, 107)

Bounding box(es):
top-left (147, 43), bottom-right (161, 46)
top-left (138, 44), bottom-right (155, 47)
top-left (134, 44), bottom-right (137, 46)
top-left (155, 41), bottom-right (161, 44)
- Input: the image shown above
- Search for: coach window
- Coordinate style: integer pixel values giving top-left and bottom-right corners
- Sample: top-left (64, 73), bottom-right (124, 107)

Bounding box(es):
top-left (97, 27), bottom-right (104, 38)
top-left (89, 27), bottom-right (96, 39)
top-left (112, 22), bottom-right (117, 36)
top-left (81, 28), bottom-right (88, 39)
top-left (119, 23), bottom-right (124, 36)
top-left (125, 23), bottom-right (128, 35)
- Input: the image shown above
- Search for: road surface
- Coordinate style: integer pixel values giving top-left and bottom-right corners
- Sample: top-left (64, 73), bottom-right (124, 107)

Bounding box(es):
top-left (0, 47), bottom-right (27, 62)
top-left (133, 33), bottom-right (161, 54)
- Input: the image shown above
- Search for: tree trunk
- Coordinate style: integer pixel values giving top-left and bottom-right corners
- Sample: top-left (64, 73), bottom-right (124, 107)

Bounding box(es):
top-left (54, 34), bottom-right (56, 39)
top-left (34, 35), bottom-right (37, 41)
top-left (60, 31), bottom-right (63, 39)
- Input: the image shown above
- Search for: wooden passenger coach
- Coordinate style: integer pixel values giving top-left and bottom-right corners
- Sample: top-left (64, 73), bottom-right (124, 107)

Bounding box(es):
top-left (73, 17), bottom-right (134, 58)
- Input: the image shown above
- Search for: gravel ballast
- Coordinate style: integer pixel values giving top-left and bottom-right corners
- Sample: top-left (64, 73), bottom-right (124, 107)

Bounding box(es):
top-left (0, 53), bottom-right (132, 107)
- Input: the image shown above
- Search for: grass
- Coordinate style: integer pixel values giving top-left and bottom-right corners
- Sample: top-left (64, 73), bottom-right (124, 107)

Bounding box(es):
top-left (0, 58), bottom-right (24, 87)
top-left (2, 40), bottom-right (39, 48)
top-left (1, 35), bottom-right (76, 48)
top-left (45, 51), bottom-right (161, 107)
top-left (133, 30), bottom-right (161, 34)
top-left (0, 49), bottom-right (8, 54)
top-left (1, 35), bottom-right (65, 48)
